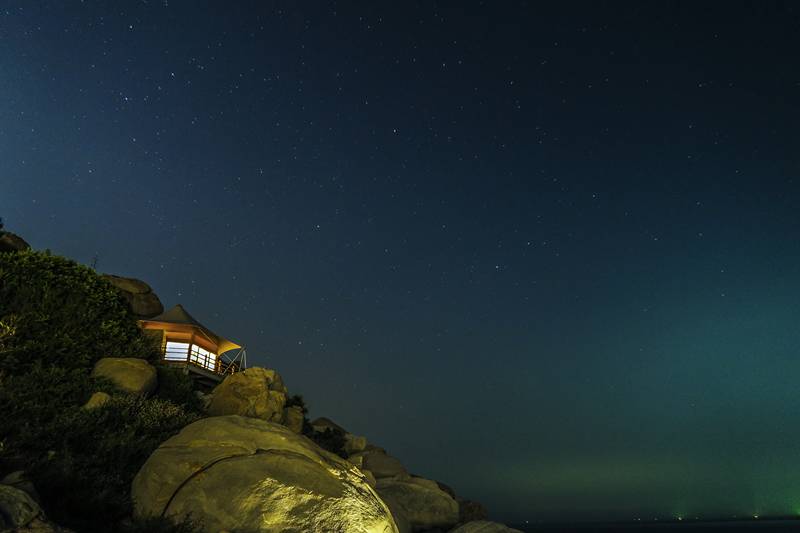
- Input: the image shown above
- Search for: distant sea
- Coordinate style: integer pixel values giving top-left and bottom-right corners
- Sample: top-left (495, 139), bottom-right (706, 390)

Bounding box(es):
top-left (508, 519), bottom-right (800, 532)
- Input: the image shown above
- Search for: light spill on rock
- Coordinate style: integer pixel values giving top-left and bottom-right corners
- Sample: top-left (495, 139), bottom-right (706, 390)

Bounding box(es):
top-left (132, 415), bottom-right (398, 533)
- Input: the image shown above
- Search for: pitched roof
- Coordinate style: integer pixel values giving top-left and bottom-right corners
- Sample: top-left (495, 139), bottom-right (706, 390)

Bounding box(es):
top-left (143, 304), bottom-right (241, 354)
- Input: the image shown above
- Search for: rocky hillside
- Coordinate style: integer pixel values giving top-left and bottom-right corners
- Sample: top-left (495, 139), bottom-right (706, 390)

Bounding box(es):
top-left (0, 229), bottom-right (520, 533)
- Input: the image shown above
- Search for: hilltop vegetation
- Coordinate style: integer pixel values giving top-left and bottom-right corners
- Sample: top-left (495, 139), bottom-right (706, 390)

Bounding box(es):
top-left (0, 250), bottom-right (159, 374)
top-left (0, 250), bottom-right (199, 531)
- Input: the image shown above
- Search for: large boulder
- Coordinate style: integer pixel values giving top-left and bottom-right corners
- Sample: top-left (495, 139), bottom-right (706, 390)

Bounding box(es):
top-left (450, 521), bottom-right (524, 533)
top-left (101, 274), bottom-right (164, 318)
top-left (0, 232), bottom-right (30, 253)
top-left (132, 415), bottom-right (398, 533)
top-left (349, 448), bottom-right (408, 479)
top-left (91, 357), bottom-right (157, 396)
top-left (375, 476), bottom-right (459, 531)
top-left (207, 367), bottom-right (287, 422)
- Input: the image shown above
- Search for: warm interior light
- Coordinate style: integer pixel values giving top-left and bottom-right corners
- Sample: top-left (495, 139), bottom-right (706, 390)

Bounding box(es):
top-left (164, 340), bottom-right (217, 371)
top-left (190, 344), bottom-right (217, 371)
top-left (165, 341), bottom-right (190, 361)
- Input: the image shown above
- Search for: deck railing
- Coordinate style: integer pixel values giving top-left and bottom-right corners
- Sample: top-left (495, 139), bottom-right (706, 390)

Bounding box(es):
top-left (218, 347), bottom-right (247, 375)
top-left (161, 342), bottom-right (246, 375)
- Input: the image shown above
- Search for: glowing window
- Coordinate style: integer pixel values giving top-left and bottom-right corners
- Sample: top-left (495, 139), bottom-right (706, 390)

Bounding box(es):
top-left (189, 344), bottom-right (217, 371)
top-left (164, 341), bottom-right (190, 361)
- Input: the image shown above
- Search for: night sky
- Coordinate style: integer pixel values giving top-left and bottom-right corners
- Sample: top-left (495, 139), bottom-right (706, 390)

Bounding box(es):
top-left (3, 1), bottom-right (800, 524)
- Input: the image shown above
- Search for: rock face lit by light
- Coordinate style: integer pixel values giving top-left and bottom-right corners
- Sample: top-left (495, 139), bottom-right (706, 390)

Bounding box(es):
top-left (132, 415), bottom-right (398, 533)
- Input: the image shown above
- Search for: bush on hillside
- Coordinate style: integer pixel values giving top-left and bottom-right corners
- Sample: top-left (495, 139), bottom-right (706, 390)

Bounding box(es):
top-left (154, 365), bottom-right (205, 415)
top-left (285, 393), bottom-right (308, 414)
top-left (0, 250), bottom-right (201, 532)
top-left (0, 364), bottom-right (99, 467)
top-left (0, 251), bottom-right (160, 375)
top-left (285, 395), bottom-right (345, 456)
top-left (0, 366), bottom-right (198, 530)
top-left (309, 427), bottom-right (348, 459)
top-left (287, 394), bottom-right (317, 436)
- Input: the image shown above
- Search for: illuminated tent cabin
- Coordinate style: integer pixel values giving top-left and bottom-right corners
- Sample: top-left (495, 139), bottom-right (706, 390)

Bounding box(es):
top-left (139, 304), bottom-right (245, 386)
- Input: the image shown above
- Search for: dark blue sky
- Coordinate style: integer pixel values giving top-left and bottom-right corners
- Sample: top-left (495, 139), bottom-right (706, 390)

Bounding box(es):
top-left (2, 1), bottom-right (800, 523)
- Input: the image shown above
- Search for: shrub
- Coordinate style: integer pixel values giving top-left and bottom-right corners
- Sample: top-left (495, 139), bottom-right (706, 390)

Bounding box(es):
top-left (286, 395), bottom-right (344, 453)
top-left (0, 366), bottom-right (199, 531)
top-left (309, 427), bottom-right (348, 459)
top-left (0, 250), bottom-right (202, 531)
top-left (0, 250), bottom-right (158, 375)
top-left (0, 364), bottom-right (98, 470)
top-left (285, 394), bottom-right (308, 414)
top-left (154, 364), bottom-right (205, 415)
